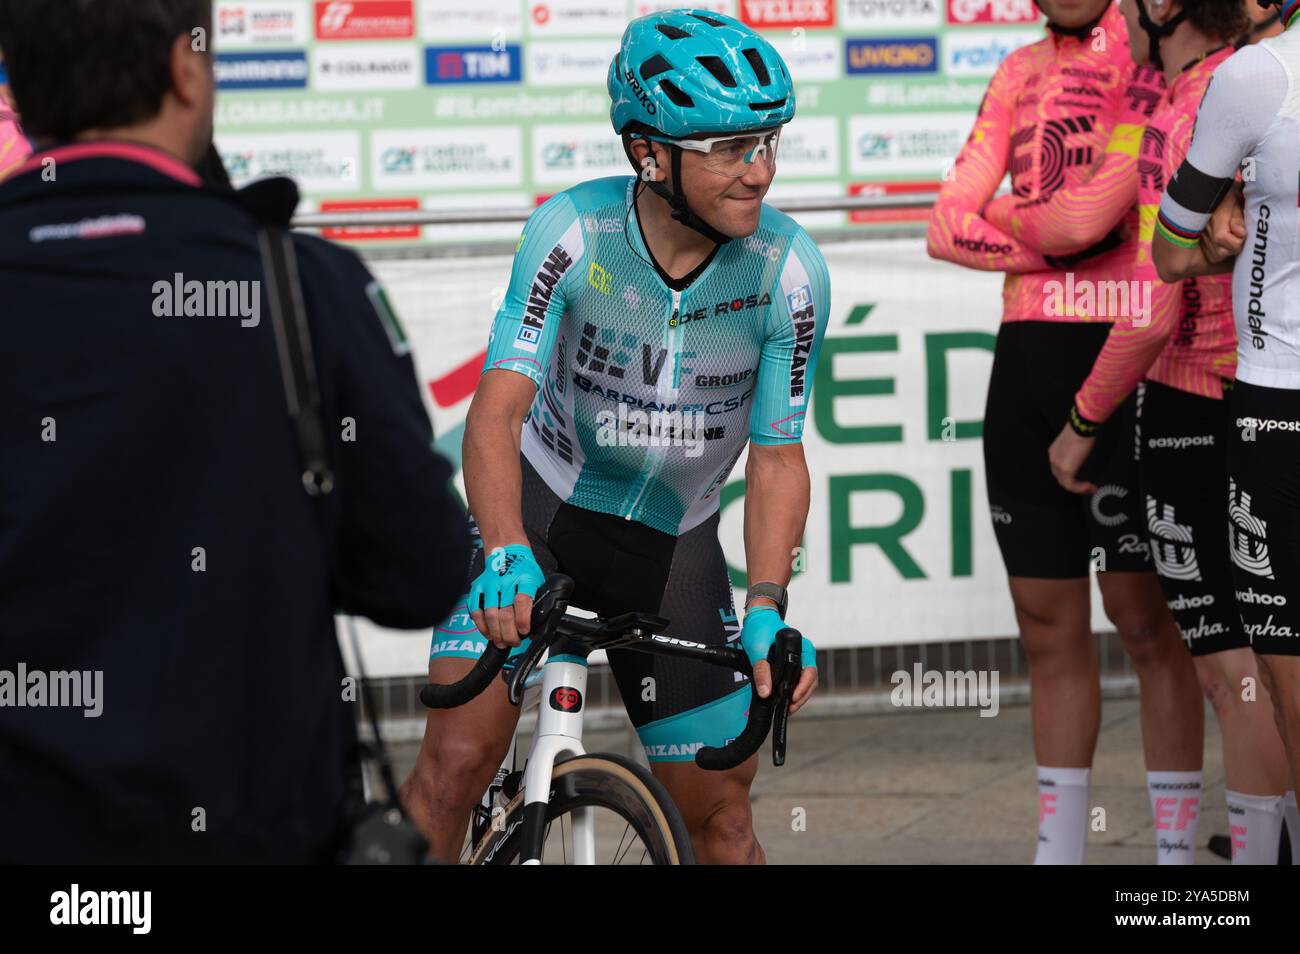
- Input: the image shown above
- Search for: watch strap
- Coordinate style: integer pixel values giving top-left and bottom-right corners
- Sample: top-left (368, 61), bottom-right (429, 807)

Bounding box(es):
top-left (745, 582), bottom-right (788, 620)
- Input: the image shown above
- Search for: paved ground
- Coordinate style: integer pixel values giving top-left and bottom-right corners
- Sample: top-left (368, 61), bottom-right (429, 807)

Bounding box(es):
top-left (391, 695), bottom-right (1233, 864)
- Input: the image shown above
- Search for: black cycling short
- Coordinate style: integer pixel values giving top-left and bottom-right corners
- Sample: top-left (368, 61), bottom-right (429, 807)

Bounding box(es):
top-left (984, 321), bottom-right (1151, 578)
top-left (1136, 380), bottom-right (1247, 656)
top-left (1227, 381), bottom-right (1300, 656)
top-left (429, 456), bottom-right (749, 761)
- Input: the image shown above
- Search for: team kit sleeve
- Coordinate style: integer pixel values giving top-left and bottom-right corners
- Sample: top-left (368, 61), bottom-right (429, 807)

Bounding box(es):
top-left (749, 230), bottom-right (831, 445)
top-left (482, 193), bottom-right (585, 388)
top-left (1157, 48), bottom-right (1284, 247)
top-left (985, 66), bottom-right (1162, 257)
top-left (925, 56), bottom-right (1048, 274)
top-left (1072, 226), bottom-right (1185, 424)
top-left (1073, 104), bottom-right (1198, 424)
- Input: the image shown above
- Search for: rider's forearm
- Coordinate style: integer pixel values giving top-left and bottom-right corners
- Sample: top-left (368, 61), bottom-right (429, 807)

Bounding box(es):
top-left (987, 151), bottom-right (1137, 256)
top-left (742, 444), bottom-right (810, 609)
top-left (462, 397), bottom-right (529, 553)
top-left (1153, 231), bottom-right (1230, 282)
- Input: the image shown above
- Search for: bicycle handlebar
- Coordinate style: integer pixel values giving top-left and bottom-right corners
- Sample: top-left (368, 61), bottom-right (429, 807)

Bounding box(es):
top-left (419, 575), bottom-right (803, 770)
top-left (417, 642), bottom-right (511, 710)
top-left (695, 628), bottom-right (802, 771)
top-left (417, 577), bottom-right (574, 710)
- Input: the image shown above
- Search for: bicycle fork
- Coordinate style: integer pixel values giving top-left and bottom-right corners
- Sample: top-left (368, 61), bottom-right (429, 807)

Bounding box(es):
top-left (518, 653), bottom-right (594, 864)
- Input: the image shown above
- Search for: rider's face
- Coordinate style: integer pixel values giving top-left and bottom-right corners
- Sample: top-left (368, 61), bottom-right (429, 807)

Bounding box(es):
top-left (673, 134), bottom-right (776, 239)
top-left (1036, 0), bottom-right (1112, 28)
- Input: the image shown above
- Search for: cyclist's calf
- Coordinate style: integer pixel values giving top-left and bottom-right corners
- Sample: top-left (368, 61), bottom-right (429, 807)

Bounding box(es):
top-left (1193, 649), bottom-right (1257, 721)
top-left (401, 663), bottom-right (521, 857)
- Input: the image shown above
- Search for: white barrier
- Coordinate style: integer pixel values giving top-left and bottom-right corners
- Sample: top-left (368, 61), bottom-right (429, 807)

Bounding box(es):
top-left (348, 238), bottom-right (1106, 677)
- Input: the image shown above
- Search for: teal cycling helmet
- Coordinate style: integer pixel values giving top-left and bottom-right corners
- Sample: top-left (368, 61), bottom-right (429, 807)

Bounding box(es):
top-left (608, 9), bottom-right (795, 243)
top-left (608, 9), bottom-right (795, 138)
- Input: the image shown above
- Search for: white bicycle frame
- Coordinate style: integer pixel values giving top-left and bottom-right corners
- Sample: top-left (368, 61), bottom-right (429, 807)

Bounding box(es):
top-left (455, 584), bottom-right (793, 864)
top-left (477, 652), bottom-right (598, 865)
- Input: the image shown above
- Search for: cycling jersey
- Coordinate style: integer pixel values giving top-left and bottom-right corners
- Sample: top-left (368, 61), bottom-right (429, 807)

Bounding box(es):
top-left (0, 106), bottom-right (29, 181)
top-left (985, 65), bottom-right (1166, 257)
top-left (485, 175), bottom-right (830, 536)
top-left (1160, 14), bottom-right (1300, 390)
top-left (1074, 47), bottom-right (1237, 423)
top-left (432, 457), bottom-right (749, 761)
top-left (928, 2), bottom-right (1138, 323)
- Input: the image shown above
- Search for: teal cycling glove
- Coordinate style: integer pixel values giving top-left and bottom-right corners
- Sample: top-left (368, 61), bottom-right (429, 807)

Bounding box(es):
top-left (740, 606), bottom-right (817, 670)
top-left (468, 544), bottom-right (544, 614)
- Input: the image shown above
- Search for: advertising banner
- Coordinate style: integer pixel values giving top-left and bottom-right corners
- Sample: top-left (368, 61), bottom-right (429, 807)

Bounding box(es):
top-left (212, 0), bottom-right (1046, 244)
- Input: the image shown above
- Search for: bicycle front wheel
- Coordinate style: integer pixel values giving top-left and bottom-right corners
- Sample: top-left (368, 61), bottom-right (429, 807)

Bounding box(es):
top-left (468, 752), bottom-right (695, 865)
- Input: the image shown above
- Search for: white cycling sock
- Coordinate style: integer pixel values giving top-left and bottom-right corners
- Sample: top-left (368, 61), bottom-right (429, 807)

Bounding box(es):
top-left (1148, 771), bottom-right (1201, 865)
top-left (1034, 766), bottom-right (1090, 865)
top-left (1226, 790), bottom-right (1284, 865)
top-left (1285, 792), bottom-right (1300, 864)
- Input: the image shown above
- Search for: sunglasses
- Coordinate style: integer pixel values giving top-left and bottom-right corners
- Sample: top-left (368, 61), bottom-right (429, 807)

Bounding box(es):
top-left (642, 129), bottom-right (782, 178)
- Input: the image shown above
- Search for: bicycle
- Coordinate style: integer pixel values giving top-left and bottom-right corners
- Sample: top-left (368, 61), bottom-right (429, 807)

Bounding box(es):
top-left (420, 574), bottom-right (805, 865)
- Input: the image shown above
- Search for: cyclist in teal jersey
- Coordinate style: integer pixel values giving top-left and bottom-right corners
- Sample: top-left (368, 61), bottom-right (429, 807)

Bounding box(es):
top-left (402, 9), bottom-right (828, 864)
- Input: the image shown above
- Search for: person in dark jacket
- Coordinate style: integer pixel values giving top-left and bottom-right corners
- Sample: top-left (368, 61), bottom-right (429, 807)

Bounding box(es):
top-left (0, 0), bottom-right (470, 863)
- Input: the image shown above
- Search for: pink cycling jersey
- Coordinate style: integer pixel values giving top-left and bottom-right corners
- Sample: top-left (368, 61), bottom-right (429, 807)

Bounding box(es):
top-left (985, 64), bottom-right (1166, 255)
top-left (1074, 47), bottom-right (1237, 423)
top-left (927, 3), bottom-right (1138, 323)
top-left (0, 105), bottom-right (29, 181)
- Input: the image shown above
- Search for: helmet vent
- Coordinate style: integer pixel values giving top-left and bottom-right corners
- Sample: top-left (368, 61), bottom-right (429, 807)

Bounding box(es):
top-left (656, 23), bottom-right (690, 39)
top-left (749, 97), bottom-right (786, 112)
top-left (689, 13), bottom-right (725, 26)
top-left (696, 55), bottom-right (737, 88)
top-left (742, 48), bottom-right (771, 85)
top-left (659, 80), bottom-right (695, 108)
top-left (640, 54), bottom-right (673, 80)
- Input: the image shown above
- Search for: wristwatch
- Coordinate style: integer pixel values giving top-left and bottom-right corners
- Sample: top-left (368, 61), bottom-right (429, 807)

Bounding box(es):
top-left (745, 582), bottom-right (788, 620)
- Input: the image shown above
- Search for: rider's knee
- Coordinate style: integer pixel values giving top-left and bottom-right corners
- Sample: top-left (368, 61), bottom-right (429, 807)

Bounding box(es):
top-left (414, 732), bottom-right (505, 809)
top-left (1108, 604), bottom-right (1173, 669)
top-left (1013, 590), bottom-right (1067, 632)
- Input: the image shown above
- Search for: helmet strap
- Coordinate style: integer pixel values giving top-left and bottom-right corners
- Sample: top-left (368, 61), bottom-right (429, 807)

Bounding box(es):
top-left (641, 142), bottom-right (732, 245)
top-left (1135, 0), bottom-right (1189, 71)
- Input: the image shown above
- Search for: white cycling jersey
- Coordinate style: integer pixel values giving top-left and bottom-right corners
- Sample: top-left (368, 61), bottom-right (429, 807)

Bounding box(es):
top-left (1159, 21), bottom-right (1300, 390)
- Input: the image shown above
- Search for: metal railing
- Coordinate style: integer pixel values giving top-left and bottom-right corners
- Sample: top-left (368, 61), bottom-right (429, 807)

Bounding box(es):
top-left (290, 191), bottom-right (942, 230)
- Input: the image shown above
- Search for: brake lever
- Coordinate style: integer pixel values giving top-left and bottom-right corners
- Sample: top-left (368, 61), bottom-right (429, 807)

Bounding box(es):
top-left (504, 577), bottom-right (574, 706)
top-left (507, 632), bottom-right (552, 706)
top-left (768, 629), bottom-right (803, 767)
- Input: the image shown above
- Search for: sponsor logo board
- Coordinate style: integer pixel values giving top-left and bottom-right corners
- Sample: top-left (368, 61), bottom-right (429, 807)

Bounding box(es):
top-left (371, 127), bottom-right (523, 189)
